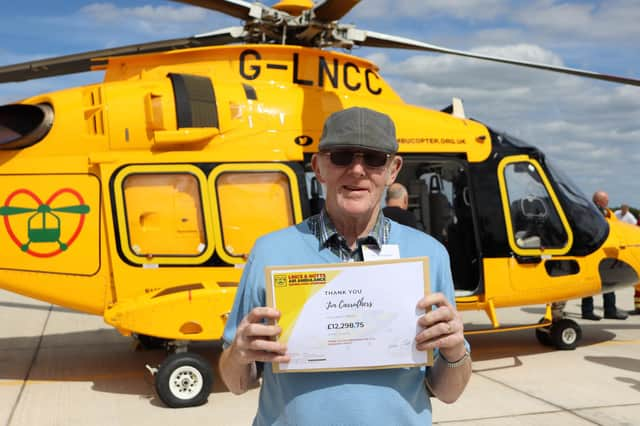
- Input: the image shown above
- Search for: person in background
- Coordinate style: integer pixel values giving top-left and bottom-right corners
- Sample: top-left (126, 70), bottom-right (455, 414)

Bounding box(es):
top-left (614, 203), bottom-right (637, 224)
top-left (631, 215), bottom-right (640, 315)
top-left (581, 191), bottom-right (628, 320)
top-left (218, 107), bottom-right (471, 425)
top-left (630, 285), bottom-right (640, 315)
top-left (383, 182), bottom-right (418, 228)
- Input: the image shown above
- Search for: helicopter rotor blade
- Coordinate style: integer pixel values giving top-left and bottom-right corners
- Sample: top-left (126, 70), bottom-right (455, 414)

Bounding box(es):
top-left (313, 0), bottom-right (361, 22)
top-left (170, 0), bottom-right (254, 20)
top-left (0, 27), bottom-right (244, 84)
top-left (356, 30), bottom-right (640, 87)
top-left (51, 205), bottom-right (91, 214)
top-left (0, 206), bottom-right (37, 216)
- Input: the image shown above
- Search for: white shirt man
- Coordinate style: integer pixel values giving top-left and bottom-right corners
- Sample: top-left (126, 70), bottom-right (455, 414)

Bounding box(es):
top-left (614, 204), bottom-right (637, 224)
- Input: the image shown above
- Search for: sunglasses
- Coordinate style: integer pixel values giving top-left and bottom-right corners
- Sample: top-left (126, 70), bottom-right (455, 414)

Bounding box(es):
top-left (322, 150), bottom-right (391, 168)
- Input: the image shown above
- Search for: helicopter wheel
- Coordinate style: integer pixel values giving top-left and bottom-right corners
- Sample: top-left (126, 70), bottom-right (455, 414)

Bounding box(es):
top-left (534, 318), bottom-right (553, 347)
top-left (550, 318), bottom-right (581, 350)
top-left (155, 352), bottom-right (213, 408)
top-left (135, 334), bottom-right (169, 350)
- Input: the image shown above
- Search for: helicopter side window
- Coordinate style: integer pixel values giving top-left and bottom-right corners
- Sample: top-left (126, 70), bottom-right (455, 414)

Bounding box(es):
top-left (214, 171), bottom-right (295, 260)
top-left (122, 173), bottom-right (207, 257)
top-left (503, 162), bottom-right (568, 251)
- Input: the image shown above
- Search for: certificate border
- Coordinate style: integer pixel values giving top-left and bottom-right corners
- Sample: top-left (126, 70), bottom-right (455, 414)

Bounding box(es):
top-left (265, 256), bottom-right (433, 373)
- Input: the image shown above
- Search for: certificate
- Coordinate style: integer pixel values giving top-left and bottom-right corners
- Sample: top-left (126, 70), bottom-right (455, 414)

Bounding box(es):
top-left (265, 257), bottom-right (432, 373)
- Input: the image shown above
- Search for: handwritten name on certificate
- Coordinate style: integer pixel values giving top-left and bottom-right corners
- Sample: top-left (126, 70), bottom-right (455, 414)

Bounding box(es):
top-left (265, 257), bottom-right (432, 373)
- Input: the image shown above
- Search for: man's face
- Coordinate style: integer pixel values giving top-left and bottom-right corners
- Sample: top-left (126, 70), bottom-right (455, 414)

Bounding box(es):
top-left (312, 149), bottom-right (402, 220)
top-left (599, 194), bottom-right (609, 208)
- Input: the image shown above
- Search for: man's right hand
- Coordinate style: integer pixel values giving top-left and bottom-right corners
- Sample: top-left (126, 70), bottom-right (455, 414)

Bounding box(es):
top-left (228, 307), bottom-right (290, 365)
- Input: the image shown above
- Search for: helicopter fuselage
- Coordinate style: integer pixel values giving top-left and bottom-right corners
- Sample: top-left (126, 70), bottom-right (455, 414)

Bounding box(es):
top-left (1, 44), bottom-right (638, 339)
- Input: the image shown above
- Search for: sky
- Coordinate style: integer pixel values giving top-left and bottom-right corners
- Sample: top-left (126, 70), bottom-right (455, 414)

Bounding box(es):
top-left (1, 0), bottom-right (639, 207)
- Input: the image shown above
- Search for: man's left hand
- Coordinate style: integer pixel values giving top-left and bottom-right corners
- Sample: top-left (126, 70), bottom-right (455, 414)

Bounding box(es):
top-left (415, 292), bottom-right (466, 362)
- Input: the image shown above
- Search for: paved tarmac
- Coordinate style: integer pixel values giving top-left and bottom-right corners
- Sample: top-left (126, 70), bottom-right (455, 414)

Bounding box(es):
top-left (1, 287), bottom-right (639, 426)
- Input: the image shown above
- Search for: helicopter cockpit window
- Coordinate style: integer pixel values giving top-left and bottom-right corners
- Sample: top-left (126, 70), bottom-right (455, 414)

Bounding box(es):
top-left (545, 160), bottom-right (608, 255)
top-left (503, 161), bottom-right (568, 250)
top-left (0, 104), bottom-right (54, 150)
top-left (215, 171), bottom-right (294, 260)
top-left (122, 173), bottom-right (207, 257)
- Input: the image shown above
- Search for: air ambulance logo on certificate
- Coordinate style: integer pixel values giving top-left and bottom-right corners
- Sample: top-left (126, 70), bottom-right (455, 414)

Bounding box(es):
top-left (265, 257), bottom-right (433, 373)
top-left (274, 272), bottom-right (327, 287)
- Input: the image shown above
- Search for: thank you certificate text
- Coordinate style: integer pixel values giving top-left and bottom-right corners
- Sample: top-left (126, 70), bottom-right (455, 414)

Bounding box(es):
top-left (265, 257), bottom-right (432, 373)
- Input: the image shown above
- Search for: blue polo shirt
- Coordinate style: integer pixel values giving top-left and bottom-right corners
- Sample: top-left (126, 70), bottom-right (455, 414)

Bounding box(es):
top-left (222, 216), bottom-right (460, 426)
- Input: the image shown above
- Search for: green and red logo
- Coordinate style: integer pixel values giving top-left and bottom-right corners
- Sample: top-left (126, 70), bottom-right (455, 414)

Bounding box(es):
top-left (0, 188), bottom-right (90, 258)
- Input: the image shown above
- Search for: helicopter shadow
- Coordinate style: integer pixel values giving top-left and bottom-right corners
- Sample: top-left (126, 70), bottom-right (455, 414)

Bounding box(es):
top-left (466, 325), bottom-right (617, 361)
top-left (463, 300), bottom-right (640, 374)
top-left (0, 306), bottom-right (628, 404)
top-left (464, 306), bottom-right (621, 369)
top-left (0, 328), bottom-right (246, 407)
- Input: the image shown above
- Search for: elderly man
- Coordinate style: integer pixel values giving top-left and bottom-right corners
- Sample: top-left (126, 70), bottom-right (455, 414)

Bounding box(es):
top-left (219, 107), bottom-right (471, 425)
top-left (581, 190), bottom-right (628, 320)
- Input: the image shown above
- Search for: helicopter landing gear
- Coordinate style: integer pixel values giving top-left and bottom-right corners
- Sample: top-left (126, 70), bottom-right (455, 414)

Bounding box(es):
top-left (147, 341), bottom-right (213, 408)
top-left (535, 318), bottom-right (553, 347)
top-left (550, 318), bottom-right (581, 350)
top-left (535, 317), bottom-right (582, 350)
top-left (134, 333), bottom-right (169, 350)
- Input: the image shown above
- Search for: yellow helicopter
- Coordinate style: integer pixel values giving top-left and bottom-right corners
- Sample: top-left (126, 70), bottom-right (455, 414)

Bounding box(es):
top-left (2, 0), bottom-right (640, 408)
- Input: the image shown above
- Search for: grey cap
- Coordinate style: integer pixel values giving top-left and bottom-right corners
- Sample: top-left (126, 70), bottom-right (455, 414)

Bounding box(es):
top-left (318, 107), bottom-right (398, 154)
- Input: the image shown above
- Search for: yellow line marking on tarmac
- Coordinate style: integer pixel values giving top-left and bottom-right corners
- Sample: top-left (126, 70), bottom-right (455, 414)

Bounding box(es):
top-left (592, 339), bottom-right (640, 346)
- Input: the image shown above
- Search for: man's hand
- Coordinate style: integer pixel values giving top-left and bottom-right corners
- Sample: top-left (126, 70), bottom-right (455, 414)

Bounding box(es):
top-left (228, 307), bottom-right (290, 365)
top-left (416, 293), bottom-right (471, 404)
top-left (220, 307), bottom-right (290, 395)
top-left (415, 293), bottom-right (466, 362)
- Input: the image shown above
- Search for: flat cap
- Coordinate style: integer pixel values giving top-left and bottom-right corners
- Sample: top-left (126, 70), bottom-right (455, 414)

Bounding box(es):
top-left (318, 107), bottom-right (398, 154)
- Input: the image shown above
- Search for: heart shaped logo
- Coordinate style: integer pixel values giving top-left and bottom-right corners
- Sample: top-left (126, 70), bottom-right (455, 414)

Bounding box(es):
top-left (1, 188), bottom-right (90, 258)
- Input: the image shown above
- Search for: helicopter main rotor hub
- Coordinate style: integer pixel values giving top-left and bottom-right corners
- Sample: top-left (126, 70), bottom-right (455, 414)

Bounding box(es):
top-left (240, 5), bottom-right (356, 48)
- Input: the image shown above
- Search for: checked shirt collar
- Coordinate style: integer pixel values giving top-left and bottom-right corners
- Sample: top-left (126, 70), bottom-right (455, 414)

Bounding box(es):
top-left (308, 208), bottom-right (391, 262)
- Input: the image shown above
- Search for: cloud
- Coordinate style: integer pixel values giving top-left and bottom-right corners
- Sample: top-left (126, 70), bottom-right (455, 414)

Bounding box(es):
top-left (77, 2), bottom-right (228, 41)
top-left (514, 0), bottom-right (640, 42)
top-left (352, 0), bottom-right (510, 20)
top-left (370, 39), bottom-right (640, 202)
top-left (80, 3), bottom-right (210, 29)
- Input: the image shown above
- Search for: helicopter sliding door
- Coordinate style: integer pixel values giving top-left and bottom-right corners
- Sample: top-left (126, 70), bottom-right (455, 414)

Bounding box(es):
top-left (395, 157), bottom-right (481, 296)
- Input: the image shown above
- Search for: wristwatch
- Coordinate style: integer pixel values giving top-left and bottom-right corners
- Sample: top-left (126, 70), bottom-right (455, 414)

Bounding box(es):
top-left (439, 349), bottom-right (470, 368)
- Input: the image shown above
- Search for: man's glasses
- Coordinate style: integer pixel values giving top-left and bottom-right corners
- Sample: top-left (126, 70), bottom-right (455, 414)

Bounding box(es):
top-left (322, 150), bottom-right (390, 168)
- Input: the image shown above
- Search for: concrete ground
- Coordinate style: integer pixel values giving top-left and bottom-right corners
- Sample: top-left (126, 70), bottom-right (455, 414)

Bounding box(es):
top-left (0, 287), bottom-right (638, 426)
